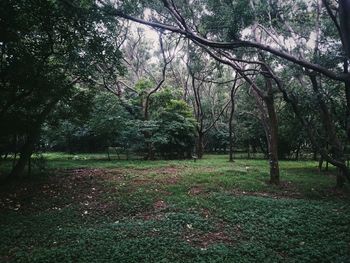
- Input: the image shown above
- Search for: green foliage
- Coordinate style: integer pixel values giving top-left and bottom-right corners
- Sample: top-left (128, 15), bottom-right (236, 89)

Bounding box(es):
top-left (206, 128), bottom-right (229, 153)
top-left (202, 0), bottom-right (255, 40)
top-left (152, 99), bottom-right (197, 158)
top-left (135, 79), bottom-right (154, 94)
top-left (41, 88), bottom-right (196, 159)
top-left (43, 91), bottom-right (135, 152)
top-left (88, 92), bottom-right (131, 146)
top-left (0, 154), bottom-right (349, 262)
top-left (0, 0), bottom-right (123, 175)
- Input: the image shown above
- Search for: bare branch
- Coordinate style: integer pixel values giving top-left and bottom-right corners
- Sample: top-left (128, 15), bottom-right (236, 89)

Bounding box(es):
top-left (101, 5), bottom-right (350, 81)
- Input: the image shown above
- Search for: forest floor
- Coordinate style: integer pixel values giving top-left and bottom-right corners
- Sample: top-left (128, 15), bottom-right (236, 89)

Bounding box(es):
top-left (1, 153), bottom-right (350, 262)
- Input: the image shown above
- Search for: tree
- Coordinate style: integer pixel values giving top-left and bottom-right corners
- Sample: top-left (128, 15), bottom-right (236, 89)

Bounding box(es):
top-left (186, 46), bottom-right (232, 158)
top-left (99, 0), bottom-right (350, 186)
top-left (152, 99), bottom-right (197, 158)
top-left (0, 0), bottom-right (123, 178)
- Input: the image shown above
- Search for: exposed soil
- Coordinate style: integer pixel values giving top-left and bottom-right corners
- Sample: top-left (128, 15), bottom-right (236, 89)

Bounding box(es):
top-left (0, 166), bottom-right (184, 218)
top-left (183, 220), bottom-right (240, 248)
top-left (110, 166), bottom-right (182, 176)
top-left (1, 166), bottom-right (346, 218)
top-left (228, 189), bottom-right (303, 199)
top-left (153, 200), bottom-right (168, 211)
top-left (188, 186), bottom-right (209, 196)
top-left (133, 200), bottom-right (169, 221)
top-left (0, 168), bottom-right (115, 214)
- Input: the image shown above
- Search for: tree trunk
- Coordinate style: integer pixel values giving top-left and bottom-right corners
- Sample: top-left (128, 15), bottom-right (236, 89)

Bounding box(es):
top-left (295, 143), bottom-right (301, 160)
top-left (337, 167), bottom-right (347, 188)
top-left (143, 98), bottom-right (155, 160)
top-left (339, 1), bottom-right (350, 59)
top-left (319, 157), bottom-right (323, 171)
top-left (12, 151), bottom-right (17, 168)
top-left (9, 130), bottom-right (39, 178)
top-left (143, 130), bottom-right (155, 160)
top-left (196, 132), bottom-right (204, 159)
top-left (247, 143), bottom-right (251, 159)
top-left (27, 156), bottom-right (31, 176)
top-left (265, 95), bottom-right (280, 185)
top-left (8, 98), bottom-right (59, 179)
top-left (310, 74), bottom-right (348, 187)
top-left (229, 91), bottom-right (235, 162)
top-left (344, 63), bottom-right (350, 140)
top-left (107, 147), bottom-right (111, 161)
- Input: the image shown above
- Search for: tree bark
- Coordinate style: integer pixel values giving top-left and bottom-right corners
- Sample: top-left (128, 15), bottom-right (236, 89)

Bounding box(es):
top-left (247, 142), bottom-right (251, 159)
top-left (9, 128), bottom-right (39, 178)
top-left (249, 70), bottom-right (280, 185)
top-left (229, 89), bottom-right (235, 162)
top-left (339, 0), bottom-right (350, 59)
top-left (344, 60), bottom-right (350, 140)
top-left (264, 91), bottom-right (280, 185)
top-left (310, 74), bottom-right (347, 187)
top-left (196, 131), bottom-right (204, 159)
top-left (295, 143), bottom-right (301, 160)
top-left (8, 98), bottom-right (59, 179)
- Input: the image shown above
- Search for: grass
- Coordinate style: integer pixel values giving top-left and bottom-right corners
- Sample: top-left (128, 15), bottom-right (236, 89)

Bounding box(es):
top-left (0, 153), bottom-right (350, 262)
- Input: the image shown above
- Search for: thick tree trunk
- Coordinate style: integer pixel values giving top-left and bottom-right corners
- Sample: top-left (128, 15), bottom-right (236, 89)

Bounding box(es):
top-left (310, 74), bottom-right (347, 187)
top-left (8, 98), bottom-right (59, 179)
top-left (252, 70), bottom-right (281, 185)
top-left (337, 169), bottom-right (347, 188)
top-left (344, 60), bottom-right (350, 140)
top-left (339, 0), bottom-right (350, 59)
top-left (9, 129), bottom-right (39, 178)
top-left (265, 57), bottom-right (350, 187)
top-left (265, 95), bottom-right (280, 185)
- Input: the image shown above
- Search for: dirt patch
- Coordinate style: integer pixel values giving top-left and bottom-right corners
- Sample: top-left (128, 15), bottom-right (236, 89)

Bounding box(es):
top-left (183, 220), bottom-right (239, 248)
top-left (60, 168), bottom-right (107, 176)
top-left (200, 208), bottom-right (211, 218)
top-left (221, 180), bottom-right (306, 199)
top-left (130, 176), bottom-right (180, 186)
top-left (101, 166), bottom-right (217, 187)
top-left (140, 213), bottom-right (165, 221)
top-left (188, 186), bottom-right (208, 196)
top-left (228, 188), bottom-right (303, 199)
top-left (112, 166), bottom-right (182, 176)
top-left (130, 178), bottom-right (152, 186)
top-left (59, 166), bottom-right (181, 188)
top-left (0, 168), bottom-right (119, 214)
top-left (278, 181), bottom-right (299, 191)
top-left (157, 176), bottom-right (180, 185)
top-left (133, 200), bottom-right (169, 221)
top-left (99, 166), bottom-right (183, 187)
top-left (153, 200), bottom-right (167, 211)
top-left (156, 167), bottom-right (181, 175)
top-left (47, 172), bottom-right (115, 215)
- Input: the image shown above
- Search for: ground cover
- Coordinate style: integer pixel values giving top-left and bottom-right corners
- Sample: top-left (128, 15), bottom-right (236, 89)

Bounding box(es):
top-left (1, 154), bottom-right (349, 262)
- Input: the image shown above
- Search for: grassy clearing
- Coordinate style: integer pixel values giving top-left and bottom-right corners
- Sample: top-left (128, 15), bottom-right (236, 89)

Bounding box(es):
top-left (0, 153), bottom-right (349, 262)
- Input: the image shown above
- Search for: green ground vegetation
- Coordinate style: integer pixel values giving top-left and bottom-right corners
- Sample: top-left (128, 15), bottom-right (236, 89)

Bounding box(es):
top-left (1, 153), bottom-right (349, 262)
